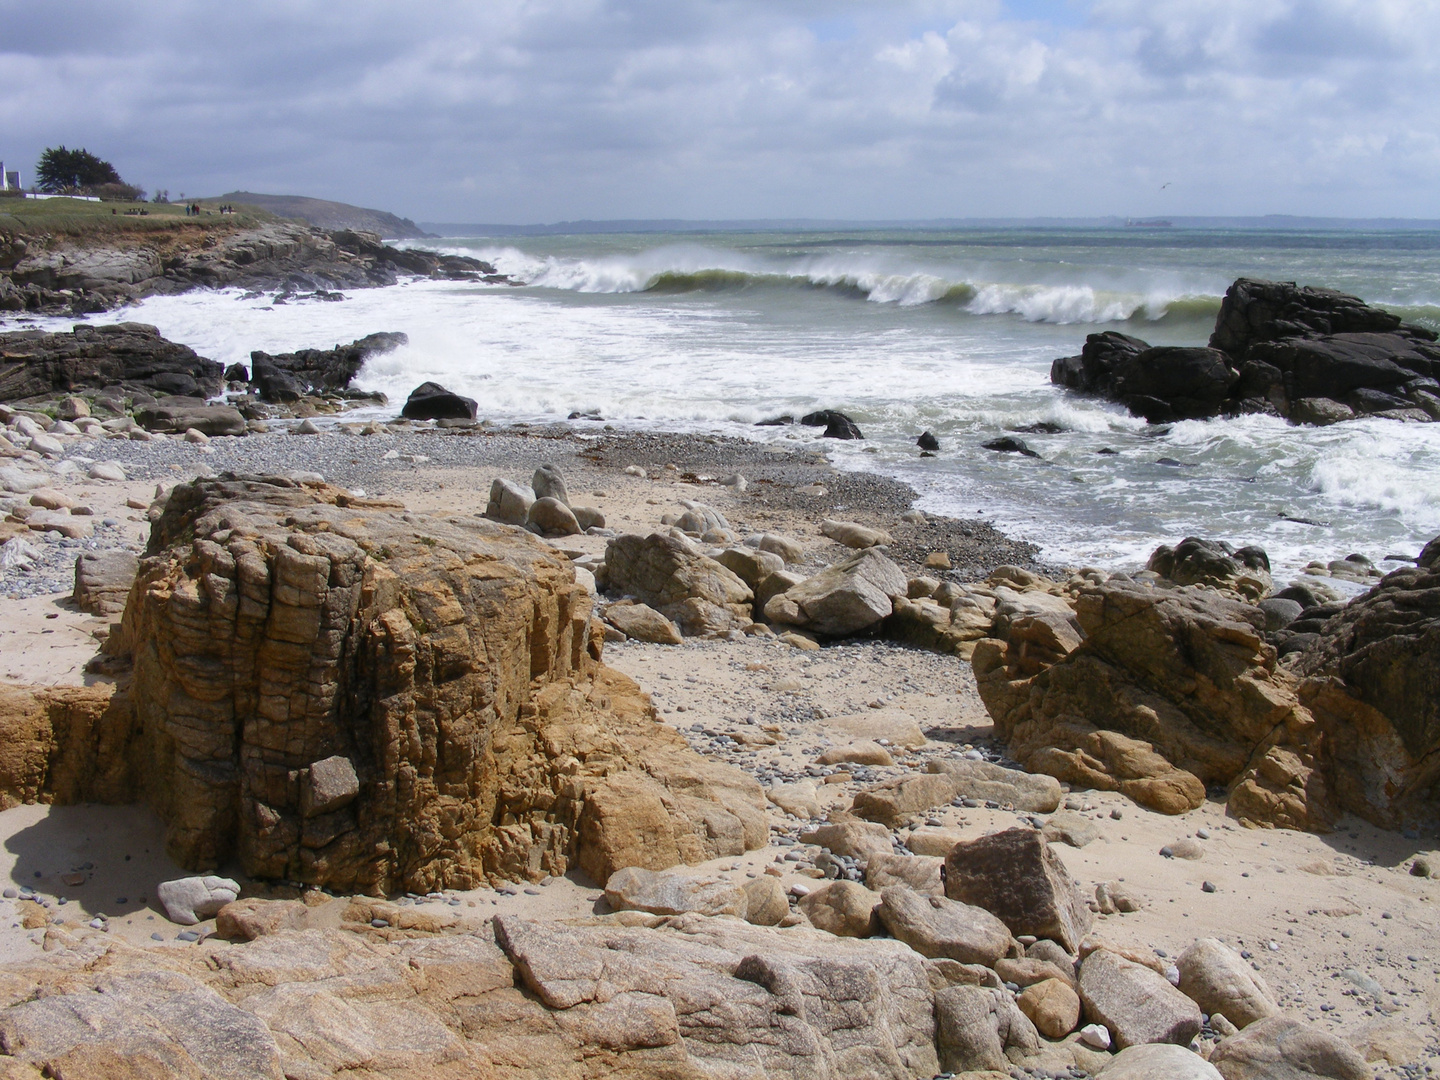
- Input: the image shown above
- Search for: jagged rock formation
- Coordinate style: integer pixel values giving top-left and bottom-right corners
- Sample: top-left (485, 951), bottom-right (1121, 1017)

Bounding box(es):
top-left (0, 322), bottom-right (224, 403)
top-left (0, 222), bottom-right (500, 315)
top-left (6, 474), bottom-right (765, 893)
top-left (1052, 278), bottom-right (1440, 424)
top-left (974, 580), bottom-right (1329, 826)
top-left (1293, 537), bottom-right (1440, 828)
top-left (973, 540), bottom-right (1440, 831)
top-left (247, 332), bottom-right (406, 402)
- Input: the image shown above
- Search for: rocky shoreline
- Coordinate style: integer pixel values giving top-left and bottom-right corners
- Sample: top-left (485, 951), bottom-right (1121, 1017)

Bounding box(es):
top-left (1053, 277), bottom-right (1440, 425)
top-left (0, 269), bottom-right (1436, 1077)
top-left (0, 219), bottom-right (512, 316)
top-left (0, 403), bottom-right (1434, 1077)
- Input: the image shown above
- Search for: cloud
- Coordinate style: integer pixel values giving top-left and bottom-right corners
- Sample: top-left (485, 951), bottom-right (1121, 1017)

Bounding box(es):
top-left (1, 0), bottom-right (1437, 220)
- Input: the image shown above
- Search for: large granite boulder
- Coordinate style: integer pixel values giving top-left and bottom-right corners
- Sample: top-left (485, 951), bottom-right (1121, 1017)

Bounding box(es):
top-left (973, 579), bottom-right (1327, 825)
top-left (103, 473), bottom-right (764, 892)
top-left (764, 547), bottom-right (907, 637)
top-left (1078, 948), bottom-right (1203, 1049)
top-left (248, 331), bottom-right (405, 402)
top-left (0, 322), bottom-right (224, 403)
top-left (1176, 938), bottom-right (1278, 1028)
top-left (135, 400), bottom-right (248, 436)
top-left (0, 683), bottom-right (139, 810)
top-left (73, 549), bottom-right (139, 616)
top-left (603, 531), bottom-right (753, 637)
top-left (975, 535), bottom-right (1440, 831)
top-left (0, 914), bottom-right (946, 1080)
top-left (942, 828), bottom-right (1092, 952)
top-left (876, 885), bottom-right (1014, 966)
top-left (1209, 1015), bottom-right (1370, 1080)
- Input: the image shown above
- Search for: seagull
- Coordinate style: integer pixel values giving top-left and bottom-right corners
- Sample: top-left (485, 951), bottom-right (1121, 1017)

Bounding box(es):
top-left (1161, 182), bottom-right (1172, 190)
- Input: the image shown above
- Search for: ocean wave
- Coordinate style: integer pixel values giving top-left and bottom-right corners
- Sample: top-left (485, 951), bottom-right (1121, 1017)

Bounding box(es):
top-left (1384, 303), bottom-right (1440, 332)
top-left (469, 247), bottom-right (1221, 324)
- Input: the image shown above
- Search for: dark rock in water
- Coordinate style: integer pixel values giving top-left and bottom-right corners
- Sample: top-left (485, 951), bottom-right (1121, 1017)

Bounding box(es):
top-left (249, 332), bottom-right (406, 403)
top-left (1155, 458), bottom-right (1187, 467)
top-left (223, 363), bottom-right (250, 383)
top-left (1052, 278), bottom-right (1440, 425)
top-left (0, 322), bottom-right (224, 403)
top-left (1010, 421), bottom-right (1066, 435)
top-left (917, 431), bottom-right (940, 451)
top-left (401, 381), bottom-right (478, 421)
top-left (1097, 447), bottom-right (1119, 455)
top-left (1050, 331), bottom-right (1150, 394)
top-left (799, 410), bottom-right (864, 440)
top-left (1112, 347), bottom-right (1240, 423)
top-left (754, 414), bottom-right (794, 426)
top-left (1280, 514), bottom-right (1329, 526)
top-left (982, 437), bottom-right (1039, 458)
top-left (1211, 277), bottom-right (1423, 358)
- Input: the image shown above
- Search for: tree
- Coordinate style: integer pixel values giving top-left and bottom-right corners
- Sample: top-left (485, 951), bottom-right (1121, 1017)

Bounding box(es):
top-left (34, 146), bottom-right (123, 194)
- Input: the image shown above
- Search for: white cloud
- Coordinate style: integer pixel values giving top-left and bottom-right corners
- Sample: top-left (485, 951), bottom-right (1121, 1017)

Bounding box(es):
top-left (0, 0), bottom-right (1437, 219)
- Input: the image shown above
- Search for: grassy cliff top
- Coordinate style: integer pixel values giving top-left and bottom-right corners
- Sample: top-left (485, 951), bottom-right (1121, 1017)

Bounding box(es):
top-left (0, 194), bottom-right (280, 240)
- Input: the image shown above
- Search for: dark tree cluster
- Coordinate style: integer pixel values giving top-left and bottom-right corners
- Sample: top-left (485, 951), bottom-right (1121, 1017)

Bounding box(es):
top-left (34, 146), bottom-right (143, 200)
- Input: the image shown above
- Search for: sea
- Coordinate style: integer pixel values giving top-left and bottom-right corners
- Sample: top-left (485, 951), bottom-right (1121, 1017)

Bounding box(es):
top-left (32, 226), bottom-right (1440, 585)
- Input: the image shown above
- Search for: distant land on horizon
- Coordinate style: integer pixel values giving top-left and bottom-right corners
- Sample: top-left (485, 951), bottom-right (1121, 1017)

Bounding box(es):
top-left (421, 215), bottom-right (1440, 237)
top-left (208, 192), bottom-right (433, 239)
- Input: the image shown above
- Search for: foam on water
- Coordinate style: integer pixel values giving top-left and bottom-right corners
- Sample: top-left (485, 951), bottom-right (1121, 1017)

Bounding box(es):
top-left (453, 241), bottom-right (1225, 325)
top-left (29, 226), bottom-right (1440, 581)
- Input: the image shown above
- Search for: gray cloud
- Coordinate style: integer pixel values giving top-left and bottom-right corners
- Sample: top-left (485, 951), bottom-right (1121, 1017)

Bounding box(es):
top-left (1, 0), bottom-right (1437, 220)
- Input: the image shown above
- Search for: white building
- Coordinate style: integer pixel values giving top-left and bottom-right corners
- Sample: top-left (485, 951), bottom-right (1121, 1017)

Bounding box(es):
top-left (0, 163), bottom-right (19, 191)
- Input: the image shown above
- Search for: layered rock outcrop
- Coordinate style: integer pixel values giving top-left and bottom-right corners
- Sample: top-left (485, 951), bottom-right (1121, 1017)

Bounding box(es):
top-left (1292, 537), bottom-right (1440, 828)
top-left (0, 322), bottom-right (224, 403)
top-left (974, 537), bottom-right (1440, 831)
top-left (48, 473), bottom-right (766, 893)
top-left (1052, 278), bottom-right (1440, 424)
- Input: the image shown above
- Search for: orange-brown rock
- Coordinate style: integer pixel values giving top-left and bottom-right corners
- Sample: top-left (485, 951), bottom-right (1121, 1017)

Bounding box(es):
top-left (973, 580), bottom-right (1332, 827)
top-left (0, 683), bottom-right (137, 809)
top-left (91, 473), bottom-right (764, 893)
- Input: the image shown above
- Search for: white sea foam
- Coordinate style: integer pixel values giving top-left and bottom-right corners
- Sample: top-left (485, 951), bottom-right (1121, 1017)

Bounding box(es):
top-left (26, 228), bottom-right (1440, 580)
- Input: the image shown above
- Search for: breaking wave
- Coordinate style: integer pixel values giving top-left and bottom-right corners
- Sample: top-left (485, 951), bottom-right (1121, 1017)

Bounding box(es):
top-left (466, 243), bottom-right (1223, 325)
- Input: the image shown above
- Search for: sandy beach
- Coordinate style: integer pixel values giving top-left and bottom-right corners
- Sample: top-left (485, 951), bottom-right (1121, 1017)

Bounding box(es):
top-left (0, 416), bottom-right (1437, 1077)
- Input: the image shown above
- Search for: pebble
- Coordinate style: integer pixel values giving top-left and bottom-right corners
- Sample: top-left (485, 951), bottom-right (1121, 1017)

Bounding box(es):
top-left (1201, 881), bottom-right (1217, 893)
top-left (1078, 1023), bottom-right (1111, 1050)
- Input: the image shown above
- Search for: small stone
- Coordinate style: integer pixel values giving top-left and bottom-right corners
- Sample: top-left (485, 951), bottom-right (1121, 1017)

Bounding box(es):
top-left (1080, 1023), bottom-right (1112, 1049)
top-left (1201, 881), bottom-right (1217, 893)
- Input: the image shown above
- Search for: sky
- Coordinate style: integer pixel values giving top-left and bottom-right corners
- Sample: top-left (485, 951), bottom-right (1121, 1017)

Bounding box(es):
top-left (2, 0), bottom-right (1438, 223)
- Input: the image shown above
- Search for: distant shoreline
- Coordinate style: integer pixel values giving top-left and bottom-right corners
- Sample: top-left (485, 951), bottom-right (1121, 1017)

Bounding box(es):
top-left (420, 214), bottom-right (1440, 237)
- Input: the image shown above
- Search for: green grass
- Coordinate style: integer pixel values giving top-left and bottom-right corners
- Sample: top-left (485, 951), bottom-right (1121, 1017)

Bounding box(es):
top-left (0, 194), bottom-right (279, 238)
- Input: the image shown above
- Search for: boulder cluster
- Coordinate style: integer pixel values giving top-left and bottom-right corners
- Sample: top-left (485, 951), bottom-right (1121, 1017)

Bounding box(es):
top-left (974, 535), bottom-right (1440, 833)
top-left (1053, 278), bottom-right (1440, 424)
